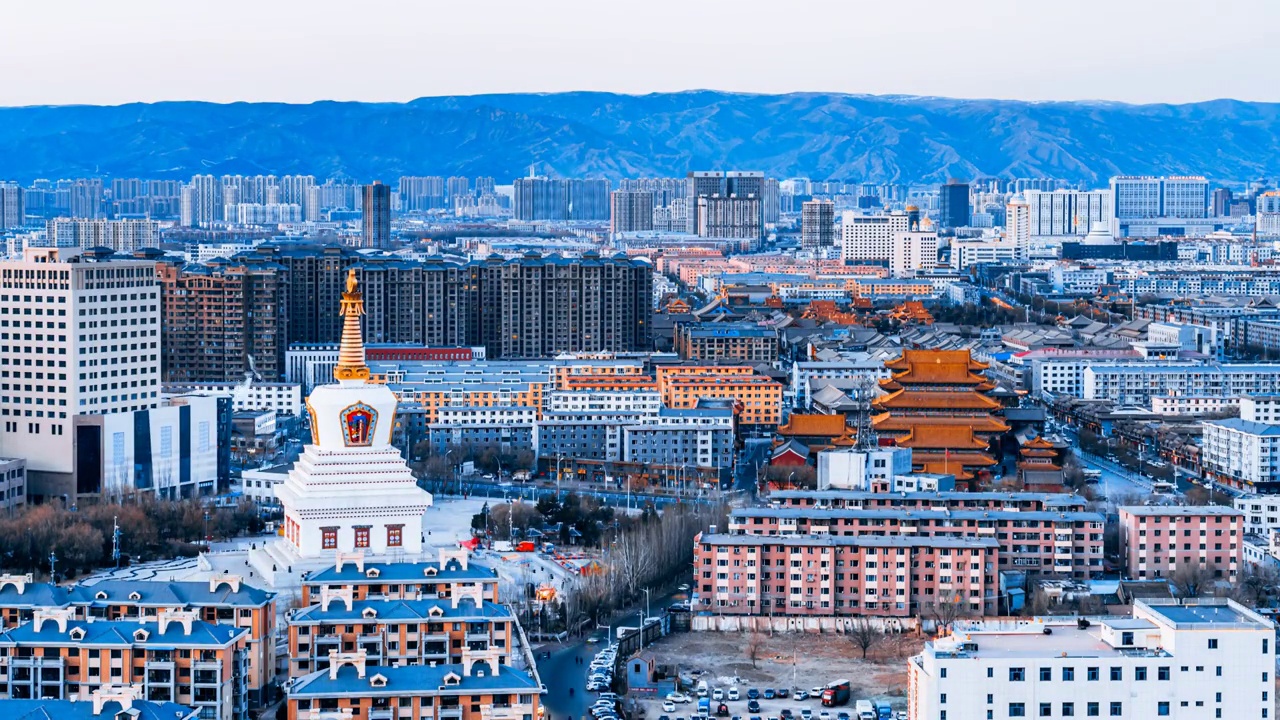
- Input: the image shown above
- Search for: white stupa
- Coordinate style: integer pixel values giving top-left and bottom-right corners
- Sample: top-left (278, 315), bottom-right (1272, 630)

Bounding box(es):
top-left (274, 269), bottom-right (433, 558)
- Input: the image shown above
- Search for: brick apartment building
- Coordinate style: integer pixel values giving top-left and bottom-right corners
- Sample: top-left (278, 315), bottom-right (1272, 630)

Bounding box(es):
top-left (694, 532), bottom-right (1000, 617)
top-left (1117, 505), bottom-right (1243, 581)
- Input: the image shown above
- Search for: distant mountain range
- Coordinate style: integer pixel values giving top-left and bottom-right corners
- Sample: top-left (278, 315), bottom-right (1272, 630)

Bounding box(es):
top-left (2, 91), bottom-right (1279, 185)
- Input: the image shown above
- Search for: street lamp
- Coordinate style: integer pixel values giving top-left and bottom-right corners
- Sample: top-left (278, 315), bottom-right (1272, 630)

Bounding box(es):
top-left (556, 454), bottom-right (564, 498)
top-left (642, 587), bottom-right (651, 620)
top-left (203, 511), bottom-right (210, 545)
top-left (48, 551), bottom-right (57, 584)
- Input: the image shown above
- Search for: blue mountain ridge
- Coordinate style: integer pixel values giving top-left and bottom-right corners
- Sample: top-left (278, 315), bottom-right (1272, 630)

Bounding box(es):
top-left (1, 91), bottom-right (1278, 184)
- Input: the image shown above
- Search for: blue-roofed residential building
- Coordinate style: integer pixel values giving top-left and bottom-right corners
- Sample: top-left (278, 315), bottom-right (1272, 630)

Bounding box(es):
top-left (0, 688), bottom-right (198, 720)
top-left (0, 573), bottom-right (277, 709)
top-left (286, 651), bottom-right (542, 720)
top-left (0, 609), bottom-right (249, 720)
top-left (285, 596), bottom-right (515, 678)
top-left (300, 551), bottom-right (499, 607)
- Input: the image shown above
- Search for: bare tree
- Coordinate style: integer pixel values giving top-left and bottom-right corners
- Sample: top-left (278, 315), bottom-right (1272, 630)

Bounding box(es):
top-left (746, 632), bottom-right (764, 668)
top-left (848, 618), bottom-right (884, 659)
top-left (924, 590), bottom-right (970, 634)
top-left (1171, 563), bottom-right (1214, 599)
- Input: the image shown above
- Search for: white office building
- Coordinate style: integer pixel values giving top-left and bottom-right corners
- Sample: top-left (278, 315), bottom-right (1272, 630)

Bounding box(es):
top-left (1110, 175), bottom-right (1215, 238)
top-left (840, 211), bottom-right (910, 263)
top-left (816, 447), bottom-right (912, 490)
top-left (45, 218), bottom-right (159, 253)
top-left (546, 390), bottom-right (661, 416)
top-left (1023, 189), bottom-right (1111, 239)
top-left (0, 247), bottom-right (161, 503)
top-left (889, 230), bottom-right (939, 277)
top-left (1202, 416), bottom-right (1280, 494)
top-left (1084, 363), bottom-right (1280, 405)
top-left (909, 598), bottom-right (1274, 720)
top-left (162, 380), bottom-right (303, 416)
top-left (953, 237), bottom-right (1017, 270)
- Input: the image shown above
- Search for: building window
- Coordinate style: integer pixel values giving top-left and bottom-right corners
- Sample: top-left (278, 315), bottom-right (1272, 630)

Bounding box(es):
top-left (1062, 703), bottom-right (1074, 717)
top-left (387, 525), bottom-right (403, 548)
top-left (354, 527), bottom-right (370, 549)
top-left (1010, 668), bottom-right (1025, 682)
top-left (321, 528), bottom-right (337, 550)
top-left (1109, 703), bottom-right (1122, 716)
top-left (1039, 667), bottom-right (1051, 681)
top-left (1086, 703), bottom-right (1098, 717)
top-left (1157, 703), bottom-right (1169, 716)
top-left (1109, 667), bottom-right (1121, 681)
top-left (1039, 703), bottom-right (1051, 717)
top-left (1087, 667), bottom-right (1099, 681)
top-left (1062, 667), bottom-right (1075, 681)
top-left (1157, 666), bottom-right (1170, 681)
top-left (1009, 704), bottom-right (1025, 717)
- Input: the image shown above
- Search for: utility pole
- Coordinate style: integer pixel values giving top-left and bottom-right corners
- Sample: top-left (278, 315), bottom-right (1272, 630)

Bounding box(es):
top-left (112, 515), bottom-right (121, 569)
top-left (48, 551), bottom-right (57, 584)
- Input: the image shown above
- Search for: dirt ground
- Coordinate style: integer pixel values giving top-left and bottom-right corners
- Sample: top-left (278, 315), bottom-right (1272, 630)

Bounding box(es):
top-left (636, 631), bottom-right (922, 716)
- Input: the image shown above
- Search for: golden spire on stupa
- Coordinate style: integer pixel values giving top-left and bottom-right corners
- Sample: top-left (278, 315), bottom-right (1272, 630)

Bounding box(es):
top-left (334, 268), bottom-right (370, 382)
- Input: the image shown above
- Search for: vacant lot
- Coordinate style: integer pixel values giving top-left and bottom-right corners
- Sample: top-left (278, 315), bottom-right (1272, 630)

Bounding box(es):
top-left (635, 630), bottom-right (922, 717)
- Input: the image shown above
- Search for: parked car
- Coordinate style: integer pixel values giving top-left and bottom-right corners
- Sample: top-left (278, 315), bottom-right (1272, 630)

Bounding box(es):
top-left (728, 688), bottom-right (741, 701)
top-left (794, 691), bottom-right (809, 701)
top-left (780, 709), bottom-right (793, 719)
top-left (747, 689), bottom-right (761, 700)
top-left (713, 689), bottom-right (725, 701)
top-left (748, 701), bottom-right (761, 714)
top-left (665, 702), bottom-right (677, 713)
top-left (777, 689), bottom-right (790, 699)
top-left (668, 693), bottom-right (692, 704)
top-left (763, 690), bottom-right (776, 700)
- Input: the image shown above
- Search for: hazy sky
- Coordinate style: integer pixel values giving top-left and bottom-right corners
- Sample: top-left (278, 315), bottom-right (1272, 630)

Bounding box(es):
top-left (5, 0), bottom-right (1277, 106)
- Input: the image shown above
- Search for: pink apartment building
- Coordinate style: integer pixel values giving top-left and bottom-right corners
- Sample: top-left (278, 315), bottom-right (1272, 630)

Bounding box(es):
top-left (1118, 505), bottom-right (1243, 581)
top-left (728, 506), bottom-right (1106, 579)
top-left (694, 533), bottom-right (1000, 617)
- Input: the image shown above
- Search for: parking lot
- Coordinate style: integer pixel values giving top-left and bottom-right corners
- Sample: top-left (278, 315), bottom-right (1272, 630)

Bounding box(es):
top-left (629, 631), bottom-right (918, 719)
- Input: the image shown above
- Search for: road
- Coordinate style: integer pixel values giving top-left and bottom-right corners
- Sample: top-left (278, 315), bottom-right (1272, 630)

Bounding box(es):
top-left (437, 480), bottom-right (718, 510)
top-left (1077, 451), bottom-right (1158, 501)
top-left (535, 586), bottom-right (684, 720)
top-left (735, 438), bottom-right (772, 499)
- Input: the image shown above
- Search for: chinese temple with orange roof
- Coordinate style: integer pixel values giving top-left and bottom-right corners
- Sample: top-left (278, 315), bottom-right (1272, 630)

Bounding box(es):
top-left (801, 300), bottom-right (865, 326)
top-left (888, 300), bottom-right (935, 325)
top-left (871, 349), bottom-right (1009, 490)
top-left (1016, 435), bottom-right (1067, 493)
top-left (777, 413), bottom-right (857, 452)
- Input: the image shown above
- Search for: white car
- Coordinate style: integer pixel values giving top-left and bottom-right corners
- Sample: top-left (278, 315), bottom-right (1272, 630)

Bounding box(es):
top-left (664, 702), bottom-right (677, 713)
top-left (667, 693), bottom-right (692, 704)
top-left (712, 689), bottom-right (724, 701)
top-left (728, 689), bottom-right (740, 701)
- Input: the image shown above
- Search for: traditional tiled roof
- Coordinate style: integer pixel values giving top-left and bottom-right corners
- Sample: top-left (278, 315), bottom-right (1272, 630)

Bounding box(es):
top-left (872, 389), bottom-right (1002, 411)
top-left (871, 413), bottom-right (1011, 435)
top-left (0, 619), bottom-right (246, 647)
top-left (884, 349), bottom-right (988, 372)
top-left (290, 598), bottom-right (510, 624)
top-left (288, 662), bottom-right (541, 697)
top-left (778, 413), bottom-right (849, 437)
top-left (896, 425), bottom-right (990, 450)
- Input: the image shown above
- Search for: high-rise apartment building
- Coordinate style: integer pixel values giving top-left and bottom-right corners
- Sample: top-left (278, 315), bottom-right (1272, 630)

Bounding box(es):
top-left (181, 174), bottom-right (222, 227)
top-left (495, 251), bottom-right (651, 357)
top-left (397, 176), bottom-right (446, 212)
top-left (474, 176), bottom-right (496, 196)
top-left (1006, 199), bottom-right (1031, 259)
top-left (279, 175), bottom-right (315, 219)
top-left (686, 171), bottom-right (766, 237)
top-left (446, 176), bottom-right (470, 202)
top-left (157, 258), bottom-right (283, 383)
top-left (45, 218), bottom-right (159, 252)
top-left (0, 182), bottom-right (22, 230)
top-left (361, 181), bottom-right (392, 249)
top-left (0, 247), bottom-right (161, 502)
top-left (800, 199), bottom-right (836, 248)
top-left (889, 229), bottom-right (939, 277)
top-left (513, 177), bottom-right (610, 221)
top-left (938, 179), bottom-right (970, 229)
top-left (619, 177), bottom-right (687, 208)
top-left (610, 190), bottom-right (654, 235)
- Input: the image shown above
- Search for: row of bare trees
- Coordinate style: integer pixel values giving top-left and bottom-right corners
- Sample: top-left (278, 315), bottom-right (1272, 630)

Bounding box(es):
top-left (0, 498), bottom-right (265, 579)
top-left (561, 501), bottom-right (728, 632)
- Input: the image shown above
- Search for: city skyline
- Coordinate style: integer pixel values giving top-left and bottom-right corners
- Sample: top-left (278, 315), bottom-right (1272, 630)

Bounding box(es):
top-left (2, 0), bottom-right (1277, 106)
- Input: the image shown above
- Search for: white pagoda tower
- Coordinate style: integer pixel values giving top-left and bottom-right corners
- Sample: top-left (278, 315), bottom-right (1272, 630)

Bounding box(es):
top-left (275, 269), bottom-right (433, 558)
